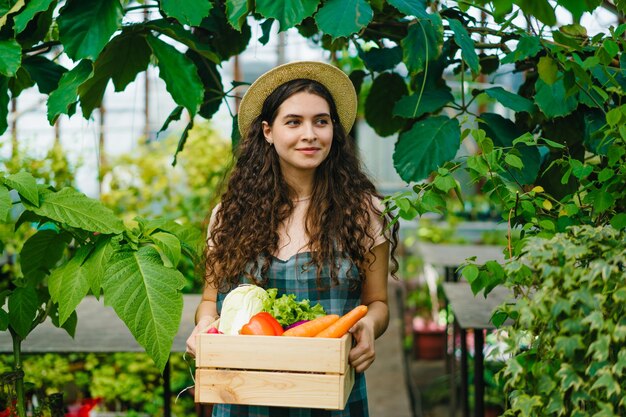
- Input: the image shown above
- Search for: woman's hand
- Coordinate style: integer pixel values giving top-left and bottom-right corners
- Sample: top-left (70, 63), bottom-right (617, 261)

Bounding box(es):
top-left (185, 315), bottom-right (218, 357)
top-left (348, 316), bottom-right (377, 373)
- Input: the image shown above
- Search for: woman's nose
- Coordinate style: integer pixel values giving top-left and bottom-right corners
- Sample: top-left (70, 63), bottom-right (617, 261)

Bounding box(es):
top-left (302, 122), bottom-right (317, 140)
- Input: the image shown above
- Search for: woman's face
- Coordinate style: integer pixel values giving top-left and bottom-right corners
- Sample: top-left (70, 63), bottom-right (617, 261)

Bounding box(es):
top-left (262, 91), bottom-right (334, 177)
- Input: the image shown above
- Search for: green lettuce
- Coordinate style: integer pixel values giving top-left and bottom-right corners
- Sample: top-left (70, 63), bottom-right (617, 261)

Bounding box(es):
top-left (262, 288), bottom-right (326, 327)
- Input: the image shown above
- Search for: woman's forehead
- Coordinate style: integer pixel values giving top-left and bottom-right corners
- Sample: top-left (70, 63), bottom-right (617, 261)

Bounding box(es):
top-left (276, 92), bottom-right (331, 115)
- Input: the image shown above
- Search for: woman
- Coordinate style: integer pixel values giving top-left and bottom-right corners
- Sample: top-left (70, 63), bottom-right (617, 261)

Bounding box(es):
top-left (186, 61), bottom-right (399, 417)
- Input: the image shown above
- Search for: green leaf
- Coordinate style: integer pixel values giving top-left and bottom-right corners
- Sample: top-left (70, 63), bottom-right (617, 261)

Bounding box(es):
top-left (47, 60), bottom-right (94, 125)
top-left (160, 0), bottom-right (212, 26)
top-left (0, 0), bottom-right (25, 30)
top-left (225, 0), bottom-right (249, 31)
top-left (102, 246), bottom-right (187, 371)
top-left (360, 46), bottom-right (403, 72)
top-left (502, 34), bottom-right (542, 64)
top-left (150, 231), bottom-right (181, 268)
top-left (556, 363), bottom-right (583, 391)
top-left (22, 56), bottom-right (67, 94)
top-left (516, 0), bottom-right (556, 26)
top-left (387, 0), bottom-right (429, 18)
top-left (257, 0), bottom-right (318, 30)
top-left (364, 72), bottom-right (407, 136)
top-left (537, 56), bottom-right (558, 85)
top-left (24, 187), bottom-right (124, 234)
top-left (147, 35), bottom-right (203, 117)
top-left (259, 18), bottom-right (273, 45)
top-left (158, 105), bottom-right (184, 136)
top-left (591, 190), bottom-right (615, 214)
top-left (4, 170), bottom-right (38, 206)
top-left (13, 0), bottom-right (54, 34)
top-left (187, 50), bottom-right (224, 119)
top-left (9, 67), bottom-right (34, 98)
top-left (82, 237), bottom-right (114, 298)
top-left (48, 245), bottom-right (92, 325)
top-left (78, 32), bottom-right (151, 118)
top-left (433, 174), bottom-right (456, 192)
top-left (8, 286), bottom-right (39, 339)
top-left (394, 116), bottom-right (461, 182)
top-left (145, 19), bottom-right (221, 64)
top-left (462, 264), bottom-right (479, 283)
top-left (555, 335), bottom-right (584, 357)
top-left (484, 87), bottom-right (535, 114)
top-left (315, 0), bottom-right (372, 38)
top-left (20, 229), bottom-right (70, 282)
top-left (535, 78), bottom-right (578, 118)
top-left (57, 0), bottom-right (123, 60)
top-left (610, 213), bottom-right (626, 229)
top-left (0, 39), bottom-right (21, 76)
top-left (393, 87), bottom-right (454, 119)
top-left (0, 184), bottom-right (9, 222)
top-left (402, 14), bottom-right (443, 74)
top-left (505, 153), bottom-right (524, 169)
top-left (0, 308), bottom-right (8, 331)
top-left (448, 19), bottom-right (479, 73)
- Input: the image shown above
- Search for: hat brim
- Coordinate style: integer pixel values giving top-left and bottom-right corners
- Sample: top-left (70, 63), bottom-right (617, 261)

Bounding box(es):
top-left (237, 61), bottom-right (357, 137)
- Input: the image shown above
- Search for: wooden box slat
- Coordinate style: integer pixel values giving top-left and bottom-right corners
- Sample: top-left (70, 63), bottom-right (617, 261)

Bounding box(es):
top-left (195, 368), bottom-right (354, 409)
top-left (196, 333), bottom-right (351, 373)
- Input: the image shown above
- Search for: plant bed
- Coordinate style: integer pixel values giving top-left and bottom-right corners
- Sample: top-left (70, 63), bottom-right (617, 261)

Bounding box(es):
top-left (194, 333), bottom-right (354, 410)
top-left (412, 317), bottom-right (447, 360)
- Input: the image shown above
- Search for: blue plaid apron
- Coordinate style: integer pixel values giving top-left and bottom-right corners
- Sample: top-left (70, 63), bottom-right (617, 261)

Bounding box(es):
top-left (213, 252), bottom-right (369, 417)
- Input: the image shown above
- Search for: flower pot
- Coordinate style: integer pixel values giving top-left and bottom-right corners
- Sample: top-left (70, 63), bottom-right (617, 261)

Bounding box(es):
top-left (412, 317), bottom-right (446, 360)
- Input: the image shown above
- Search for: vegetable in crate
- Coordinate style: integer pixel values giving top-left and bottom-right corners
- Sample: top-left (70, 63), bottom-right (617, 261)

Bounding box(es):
top-left (240, 312), bottom-right (284, 336)
top-left (218, 284), bottom-right (269, 335)
top-left (262, 288), bottom-right (326, 327)
top-left (282, 314), bottom-right (340, 337)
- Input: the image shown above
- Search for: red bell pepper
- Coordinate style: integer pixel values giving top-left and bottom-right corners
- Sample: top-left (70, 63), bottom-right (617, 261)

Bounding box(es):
top-left (240, 312), bottom-right (284, 336)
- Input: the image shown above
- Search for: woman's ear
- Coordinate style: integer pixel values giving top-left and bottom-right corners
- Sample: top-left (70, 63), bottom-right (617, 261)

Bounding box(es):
top-left (262, 121), bottom-right (273, 145)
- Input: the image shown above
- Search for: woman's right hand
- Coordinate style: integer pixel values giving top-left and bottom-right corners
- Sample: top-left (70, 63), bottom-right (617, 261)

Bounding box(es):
top-left (185, 315), bottom-right (218, 357)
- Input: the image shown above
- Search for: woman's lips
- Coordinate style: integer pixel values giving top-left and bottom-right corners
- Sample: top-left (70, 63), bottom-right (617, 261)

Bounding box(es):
top-left (297, 147), bottom-right (320, 155)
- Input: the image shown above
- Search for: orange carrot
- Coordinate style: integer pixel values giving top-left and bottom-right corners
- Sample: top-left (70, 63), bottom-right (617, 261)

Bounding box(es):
top-left (315, 305), bottom-right (368, 338)
top-left (282, 314), bottom-right (340, 337)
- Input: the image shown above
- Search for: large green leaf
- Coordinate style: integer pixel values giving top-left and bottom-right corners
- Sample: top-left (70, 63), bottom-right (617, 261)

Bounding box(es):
top-left (225, 0), bottom-right (249, 31)
top-left (49, 304), bottom-right (77, 337)
top-left (393, 87), bottom-right (453, 119)
top-left (187, 50), bottom-right (223, 119)
top-left (47, 59), bottom-right (93, 124)
top-left (484, 87), bottom-right (535, 114)
top-left (0, 39), bottom-right (21, 76)
top-left (13, 0), bottom-right (54, 33)
top-left (151, 232), bottom-right (181, 268)
top-left (198, 5), bottom-right (251, 60)
top-left (257, 0), bottom-right (318, 30)
top-left (23, 187), bottom-right (124, 234)
top-left (48, 245), bottom-right (91, 325)
top-left (9, 66), bottom-right (34, 97)
top-left (160, 0), bottom-right (212, 27)
top-left (365, 72), bottom-right (408, 137)
top-left (448, 18), bottom-right (479, 73)
top-left (359, 46), bottom-right (403, 72)
top-left (502, 34), bottom-right (542, 64)
top-left (81, 237), bottom-right (114, 298)
top-left (0, 0), bottom-right (25, 30)
top-left (22, 56), bottom-right (67, 94)
top-left (0, 75), bottom-right (8, 135)
top-left (315, 0), bottom-right (373, 38)
top-left (147, 35), bottom-right (203, 117)
top-left (402, 14), bottom-right (443, 74)
top-left (57, 0), bottom-right (123, 60)
top-left (8, 285), bottom-right (39, 339)
top-left (393, 116), bottom-right (461, 182)
top-left (387, 0), bottom-right (429, 18)
top-left (20, 229), bottom-right (70, 282)
top-left (535, 78), bottom-right (578, 118)
top-left (4, 170), bottom-right (38, 206)
top-left (145, 19), bottom-right (221, 64)
top-left (78, 32), bottom-right (151, 118)
top-left (0, 184), bottom-right (9, 222)
top-left (102, 246), bottom-right (186, 371)
top-left (515, 0), bottom-right (556, 26)
top-left (557, 0), bottom-right (602, 21)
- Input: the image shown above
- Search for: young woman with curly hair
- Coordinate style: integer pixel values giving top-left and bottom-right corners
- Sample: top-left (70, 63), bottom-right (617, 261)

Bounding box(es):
top-left (186, 61), bottom-right (399, 417)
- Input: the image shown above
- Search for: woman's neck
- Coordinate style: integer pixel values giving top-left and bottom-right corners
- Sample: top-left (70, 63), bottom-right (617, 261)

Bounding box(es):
top-left (282, 168), bottom-right (315, 201)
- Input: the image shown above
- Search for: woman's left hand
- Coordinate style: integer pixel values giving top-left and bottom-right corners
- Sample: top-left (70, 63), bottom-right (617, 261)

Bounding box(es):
top-left (348, 316), bottom-right (376, 373)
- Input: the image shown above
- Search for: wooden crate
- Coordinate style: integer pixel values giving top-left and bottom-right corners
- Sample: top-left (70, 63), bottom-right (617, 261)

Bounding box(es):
top-left (195, 333), bottom-right (354, 410)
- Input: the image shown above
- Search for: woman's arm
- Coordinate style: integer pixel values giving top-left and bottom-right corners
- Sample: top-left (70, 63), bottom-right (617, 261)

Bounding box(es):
top-left (348, 240), bottom-right (390, 373)
top-left (185, 283), bottom-right (219, 357)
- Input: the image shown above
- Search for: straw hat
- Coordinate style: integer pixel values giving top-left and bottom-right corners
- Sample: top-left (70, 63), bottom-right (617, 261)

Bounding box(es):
top-left (237, 61), bottom-right (358, 137)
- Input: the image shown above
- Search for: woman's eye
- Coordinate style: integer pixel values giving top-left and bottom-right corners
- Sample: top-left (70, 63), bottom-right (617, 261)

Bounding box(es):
top-left (316, 119), bottom-right (330, 125)
top-left (286, 120), bottom-right (300, 125)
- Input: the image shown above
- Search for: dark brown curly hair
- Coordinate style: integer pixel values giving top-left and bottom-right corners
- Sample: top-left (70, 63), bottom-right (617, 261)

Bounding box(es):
top-left (205, 78), bottom-right (399, 290)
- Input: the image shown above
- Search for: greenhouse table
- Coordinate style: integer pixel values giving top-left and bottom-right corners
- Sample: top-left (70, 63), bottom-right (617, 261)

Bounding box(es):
top-left (443, 282), bottom-right (513, 417)
top-left (0, 294), bottom-right (201, 417)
